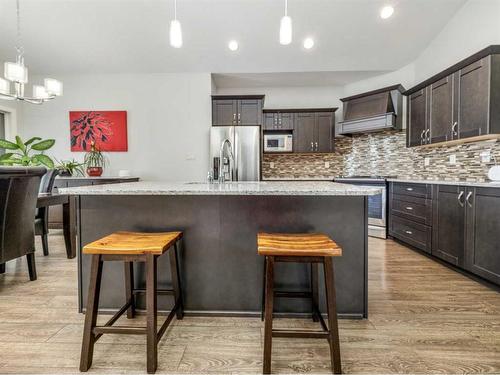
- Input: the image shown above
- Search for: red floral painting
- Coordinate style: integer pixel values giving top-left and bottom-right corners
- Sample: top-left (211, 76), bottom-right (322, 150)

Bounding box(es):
top-left (69, 111), bottom-right (128, 151)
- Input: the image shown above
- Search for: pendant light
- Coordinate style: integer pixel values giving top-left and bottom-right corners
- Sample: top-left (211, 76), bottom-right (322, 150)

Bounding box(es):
top-left (0, 0), bottom-right (63, 104)
top-left (169, 0), bottom-right (183, 48)
top-left (279, 0), bottom-right (292, 45)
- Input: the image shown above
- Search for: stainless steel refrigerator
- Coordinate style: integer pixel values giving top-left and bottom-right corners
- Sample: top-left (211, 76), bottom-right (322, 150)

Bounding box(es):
top-left (210, 126), bottom-right (260, 182)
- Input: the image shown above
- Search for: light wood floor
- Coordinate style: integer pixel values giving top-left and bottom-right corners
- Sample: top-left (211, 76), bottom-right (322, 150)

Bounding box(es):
top-left (0, 232), bottom-right (499, 374)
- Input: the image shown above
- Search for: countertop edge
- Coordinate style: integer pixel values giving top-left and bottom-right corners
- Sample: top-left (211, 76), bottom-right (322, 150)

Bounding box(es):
top-left (388, 178), bottom-right (500, 188)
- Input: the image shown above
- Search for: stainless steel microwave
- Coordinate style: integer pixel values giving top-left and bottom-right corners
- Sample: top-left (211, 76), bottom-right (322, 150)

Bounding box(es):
top-left (263, 133), bottom-right (293, 153)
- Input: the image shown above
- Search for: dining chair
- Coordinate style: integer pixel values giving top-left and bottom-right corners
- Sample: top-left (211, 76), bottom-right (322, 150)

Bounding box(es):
top-left (35, 169), bottom-right (59, 256)
top-left (0, 166), bottom-right (47, 280)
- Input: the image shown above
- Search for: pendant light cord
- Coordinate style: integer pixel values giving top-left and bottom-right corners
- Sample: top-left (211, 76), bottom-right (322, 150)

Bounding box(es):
top-left (174, 0), bottom-right (177, 20)
top-left (16, 0), bottom-right (24, 59)
top-left (284, 0), bottom-right (288, 16)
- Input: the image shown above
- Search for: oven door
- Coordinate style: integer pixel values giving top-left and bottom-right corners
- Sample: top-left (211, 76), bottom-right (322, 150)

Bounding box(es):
top-left (365, 186), bottom-right (386, 227)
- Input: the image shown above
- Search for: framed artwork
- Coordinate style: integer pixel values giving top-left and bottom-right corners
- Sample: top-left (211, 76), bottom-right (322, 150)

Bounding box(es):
top-left (69, 111), bottom-right (128, 151)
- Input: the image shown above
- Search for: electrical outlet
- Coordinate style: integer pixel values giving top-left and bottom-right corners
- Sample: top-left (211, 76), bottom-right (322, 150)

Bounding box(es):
top-left (424, 157), bottom-right (430, 167)
top-left (270, 162), bottom-right (275, 169)
top-left (324, 162), bottom-right (330, 169)
top-left (480, 151), bottom-right (491, 163)
top-left (449, 154), bottom-right (457, 165)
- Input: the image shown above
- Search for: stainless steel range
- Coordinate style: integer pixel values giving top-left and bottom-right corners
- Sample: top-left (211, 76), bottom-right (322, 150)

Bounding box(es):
top-left (334, 176), bottom-right (393, 239)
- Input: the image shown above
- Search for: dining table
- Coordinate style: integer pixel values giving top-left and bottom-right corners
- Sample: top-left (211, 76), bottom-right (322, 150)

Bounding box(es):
top-left (37, 193), bottom-right (76, 259)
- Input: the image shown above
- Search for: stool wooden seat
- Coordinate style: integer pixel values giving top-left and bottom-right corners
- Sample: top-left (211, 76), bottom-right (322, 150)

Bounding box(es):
top-left (258, 233), bottom-right (342, 257)
top-left (83, 231), bottom-right (183, 255)
top-left (80, 231), bottom-right (184, 374)
top-left (259, 232), bottom-right (342, 374)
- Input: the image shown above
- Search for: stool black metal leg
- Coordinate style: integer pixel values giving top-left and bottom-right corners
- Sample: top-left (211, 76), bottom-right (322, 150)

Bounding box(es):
top-left (324, 257), bottom-right (342, 374)
top-left (146, 254), bottom-right (158, 374)
top-left (80, 254), bottom-right (103, 372)
top-left (263, 256), bottom-right (275, 374)
top-left (261, 259), bottom-right (266, 321)
top-left (311, 263), bottom-right (319, 322)
top-left (124, 261), bottom-right (135, 318)
top-left (169, 242), bottom-right (184, 320)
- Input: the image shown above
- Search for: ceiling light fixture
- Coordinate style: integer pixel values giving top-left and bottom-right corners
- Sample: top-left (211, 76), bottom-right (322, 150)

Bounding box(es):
top-left (169, 0), bottom-right (183, 48)
top-left (228, 40), bottom-right (239, 51)
top-left (303, 38), bottom-right (314, 49)
top-left (380, 5), bottom-right (394, 19)
top-left (0, 0), bottom-right (63, 104)
top-left (279, 0), bottom-right (292, 45)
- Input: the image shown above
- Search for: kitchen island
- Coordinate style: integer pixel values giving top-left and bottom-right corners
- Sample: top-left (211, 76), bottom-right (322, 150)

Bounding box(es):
top-left (61, 181), bottom-right (380, 319)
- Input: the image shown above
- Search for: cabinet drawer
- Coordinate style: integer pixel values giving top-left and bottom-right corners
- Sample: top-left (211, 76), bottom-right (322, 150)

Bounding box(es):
top-left (391, 197), bottom-right (432, 225)
top-left (390, 216), bottom-right (432, 253)
top-left (392, 182), bottom-right (432, 199)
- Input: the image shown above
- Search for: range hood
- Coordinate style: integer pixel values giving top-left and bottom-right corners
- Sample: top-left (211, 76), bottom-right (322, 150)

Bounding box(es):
top-left (338, 84), bottom-right (404, 135)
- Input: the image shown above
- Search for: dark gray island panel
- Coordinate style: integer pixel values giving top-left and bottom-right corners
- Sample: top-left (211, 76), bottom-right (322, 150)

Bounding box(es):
top-left (77, 194), bottom-right (369, 318)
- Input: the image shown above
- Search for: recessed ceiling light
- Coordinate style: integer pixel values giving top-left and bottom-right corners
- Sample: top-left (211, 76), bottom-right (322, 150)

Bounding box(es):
top-left (380, 5), bottom-right (394, 19)
top-left (228, 40), bottom-right (239, 51)
top-left (303, 38), bottom-right (314, 50)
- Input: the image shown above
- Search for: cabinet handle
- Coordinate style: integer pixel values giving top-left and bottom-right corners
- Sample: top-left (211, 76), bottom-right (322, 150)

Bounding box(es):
top-left (233, 113), bottom-right (236, 124)
top-left (310, 142), bottom-right (314, 151)
top-left (452, 122), bottom-right (458, 137)
top-left (457, 191), bottom-right (465, 207)
top-left (420, 130), bottom-right (425, 144)
top-left (405, 230), bottom-right (413, 235)
top-left (238, 113), bottom-right (241, 124)
top-left (426, 129), bottom-right (430, 143)
top-left (406, 187), bottom-right (414, 191)
top-left (405, 206), bottom-right (413, 211)
top-left (315, 142), bottom-right (318, 151)
top-left (466, 191), bottom-right (473, 207)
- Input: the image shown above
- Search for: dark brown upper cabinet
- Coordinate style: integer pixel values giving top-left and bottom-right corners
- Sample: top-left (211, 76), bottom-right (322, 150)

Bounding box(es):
top-left (262, 110), bottom-right (294, 131)
top-left (407, 89), bottom-right (428, 147)
top-left (405, 46), bottom-right (500, 147)
top-left (212, 95), bottom-right (264, 126)
top-left (429, 75), bottom-right (454, 144)
top-left (294, 110), bottom-right (336, 153)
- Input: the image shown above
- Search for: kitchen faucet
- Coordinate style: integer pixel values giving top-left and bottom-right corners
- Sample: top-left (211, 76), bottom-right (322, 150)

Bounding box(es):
top-left (219, 138), bottom-right (234, 183)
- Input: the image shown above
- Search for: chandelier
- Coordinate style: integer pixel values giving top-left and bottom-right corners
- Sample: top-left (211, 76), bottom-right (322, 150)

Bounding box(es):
top-left (0, 0), bottom-right (63, 104)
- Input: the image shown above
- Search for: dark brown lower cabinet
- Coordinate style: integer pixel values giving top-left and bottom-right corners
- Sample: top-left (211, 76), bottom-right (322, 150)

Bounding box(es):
top-left (432, 185), bottom-right (466, 267)
top-left (390, 182), bottom-right (500, 286)
top-left (465, 187), bottom-right (500, 285)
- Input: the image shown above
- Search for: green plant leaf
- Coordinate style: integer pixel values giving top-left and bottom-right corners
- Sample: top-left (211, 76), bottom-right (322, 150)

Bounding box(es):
top-left (34, 154), bottom-right (54, 168)
top-left (24, 137), bottom-right (42, 146)
top-left (31, 139), bottom-right (56, 151)
top-left (0, 139), bottom-right (20, 150)
top-left (15, 136), bottom-right (26, 152)
top-left (0, 153), bottom-right (14, 161)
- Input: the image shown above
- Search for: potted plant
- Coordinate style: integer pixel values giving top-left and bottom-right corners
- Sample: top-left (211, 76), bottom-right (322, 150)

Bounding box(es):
top-left (56, 159), bottom-right (85, 177)
top-left (84, 142), bottom-right (106, 177)
top-left (0, 136), bottom-right (55, 168)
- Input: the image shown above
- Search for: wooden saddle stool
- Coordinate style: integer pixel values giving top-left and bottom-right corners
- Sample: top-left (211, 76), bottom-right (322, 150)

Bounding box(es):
top-left (79, 231), bottom-right (184, 374)
top-left (258, 232), bottom-right (342, 374)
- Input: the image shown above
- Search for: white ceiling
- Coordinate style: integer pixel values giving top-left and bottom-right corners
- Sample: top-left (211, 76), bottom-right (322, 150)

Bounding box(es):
top-left (0, 0), bottom-right (467, 76)
top-left (212, 71), bottom-right (389, 88)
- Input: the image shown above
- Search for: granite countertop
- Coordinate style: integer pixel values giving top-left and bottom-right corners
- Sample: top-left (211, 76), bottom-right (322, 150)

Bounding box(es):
top-left (56, 176), bottom-right (139, 180)
top-left (263, 177), bottom-right (334, 181)
top-left (59, 181), bottom-right (382, 196)
top-left (388, 178), bottom-right (500, 188)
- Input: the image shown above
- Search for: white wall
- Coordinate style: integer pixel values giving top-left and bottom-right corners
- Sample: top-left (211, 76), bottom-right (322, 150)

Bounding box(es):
top-left (216, 85), bottom-right (345, 121)
top-left (19, 73), bottom-right (212, 181)
top-left (413, 0), bottom-right (500, 83)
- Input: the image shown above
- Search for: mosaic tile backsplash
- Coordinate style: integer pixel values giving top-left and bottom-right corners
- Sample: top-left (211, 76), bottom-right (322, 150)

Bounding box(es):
top-left (262, 131), bottom-right (500, 182)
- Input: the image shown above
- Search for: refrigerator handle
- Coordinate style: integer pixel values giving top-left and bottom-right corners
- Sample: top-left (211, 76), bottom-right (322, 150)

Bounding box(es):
top-left (234, 130), bottom-right (239, 181)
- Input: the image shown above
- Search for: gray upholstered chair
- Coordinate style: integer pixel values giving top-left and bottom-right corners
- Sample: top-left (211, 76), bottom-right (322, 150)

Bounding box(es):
top-left (0, 166), bottom-right (46, 280)
top-left (35, 169), bottom-right (59, 255)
